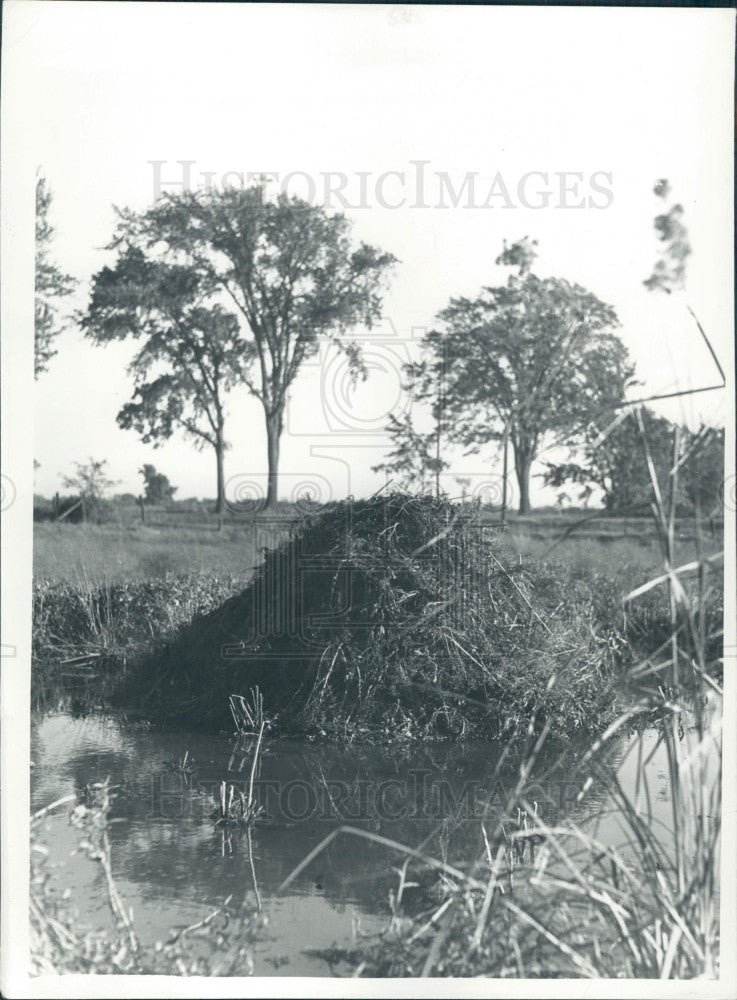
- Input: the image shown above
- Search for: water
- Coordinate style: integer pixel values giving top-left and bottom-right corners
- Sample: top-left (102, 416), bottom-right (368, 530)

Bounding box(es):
top-left (31, 712), bottom-right (677, 976)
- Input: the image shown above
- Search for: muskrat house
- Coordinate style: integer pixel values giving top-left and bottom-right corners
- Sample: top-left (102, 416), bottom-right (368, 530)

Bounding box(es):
top-left (126, 494), bottom-right (619, 738)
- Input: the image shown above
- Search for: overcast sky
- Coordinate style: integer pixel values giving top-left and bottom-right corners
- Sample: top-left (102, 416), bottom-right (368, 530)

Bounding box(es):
top-left (5, 2), bottom-right (734, 506)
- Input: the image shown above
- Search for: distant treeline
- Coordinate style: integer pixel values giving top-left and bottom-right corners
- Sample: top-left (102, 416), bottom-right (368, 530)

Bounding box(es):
top-left (34, 493), bottom-right (215, 524)
top-left (33, 493), bottom-right (301, 524)
top-left (33, 492), bottom-right (725, 528)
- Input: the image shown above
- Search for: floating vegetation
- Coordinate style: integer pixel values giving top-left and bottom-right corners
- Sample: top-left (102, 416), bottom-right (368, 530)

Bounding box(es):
top-left (210, 779), bottom-right (263, 828)
top-left (163, 749), bottom-right (197, 777)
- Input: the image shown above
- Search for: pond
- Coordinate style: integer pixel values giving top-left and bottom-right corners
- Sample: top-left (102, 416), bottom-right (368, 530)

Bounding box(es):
top-left (31, 712), bottom-right (677, 976)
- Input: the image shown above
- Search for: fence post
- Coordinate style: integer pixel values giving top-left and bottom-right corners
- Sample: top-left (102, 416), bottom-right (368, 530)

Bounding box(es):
top-left (81, 495), bottom-right (86, 523)
top-left (53, 492), bottom-right (59, 519)
top-left (501, 436), bottom-right (508, 525)
top-left (138, 495), bottom-right (146, 524)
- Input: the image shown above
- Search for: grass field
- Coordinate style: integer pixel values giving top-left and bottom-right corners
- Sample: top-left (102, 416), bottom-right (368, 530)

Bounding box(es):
top-left (33, 521), bottom-right (265, 583)
top-left (34, 513), bottom-right (721, 584)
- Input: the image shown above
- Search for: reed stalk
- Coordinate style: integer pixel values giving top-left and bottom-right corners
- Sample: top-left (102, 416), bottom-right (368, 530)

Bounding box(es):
top-left (281, 409), bottom-right (722, 978)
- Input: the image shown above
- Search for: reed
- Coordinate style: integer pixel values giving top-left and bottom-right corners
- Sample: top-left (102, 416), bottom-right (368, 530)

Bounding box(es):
top-left (31, 780), bottom-right (264, 975)
top-left (32, 571), bottom-right (246, 714)
top-left (210, 775), bottom-right (264, 828)
top-left (229, 686), bottom-right (265, 736)
top-left (212, 704), bottom-right (266, 827)
top-left (280, 412), bottom-right (723, 978)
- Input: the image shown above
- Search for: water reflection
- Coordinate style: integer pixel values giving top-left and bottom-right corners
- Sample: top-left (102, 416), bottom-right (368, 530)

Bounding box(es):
top-left (31, 713), bottom-right (670, 976)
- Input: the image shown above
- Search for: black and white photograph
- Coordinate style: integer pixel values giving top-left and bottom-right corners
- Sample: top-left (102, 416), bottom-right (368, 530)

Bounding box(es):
top-left (1, 2), bottom-right (735, 996)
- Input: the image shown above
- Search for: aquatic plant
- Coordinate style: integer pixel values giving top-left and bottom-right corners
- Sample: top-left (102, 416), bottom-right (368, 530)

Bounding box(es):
top-left (211, 778), bottom-right (264, 828)
top-left (229, 686), bottom-right (266, 736)
top-left (163, 749), bottom-right (197, 777)
top-left (212, 707), bottom-right (266, 828)
top-left (32, 571), bottom-right (245, 713)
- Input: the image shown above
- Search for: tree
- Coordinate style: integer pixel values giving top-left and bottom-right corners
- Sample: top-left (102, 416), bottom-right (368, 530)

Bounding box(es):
top-left (101, 183), bottom-right (396, 506)
top-left (640, 182), bottom-right (724, 516)
top-left (643, 179), bottom-right (691, 294)
top-left (63, 458), bottom-right (118, 499)
top-left (372, 412), bottom-right (448, 493)
top-left (35, 174), bottom-right (75, 376)
top-left (82, 247), bottom-right (246, 512)
top-left (542, 407), bottom-right (676, 512)
top-left (405, 238), bottom-right (634, 513)
top-left (542, 411), bottom-right (724, 516)
top-left (62, 458), bottom-right (119, 521)
top-left (677, 424), bottom-right (725, 518)
top-left (545, 182), bottom-right (725, 516)
top-left (139, 464), bottom-right (177, 505)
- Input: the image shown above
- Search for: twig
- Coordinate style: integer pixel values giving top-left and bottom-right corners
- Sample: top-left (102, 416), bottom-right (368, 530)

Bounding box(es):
top-left (247, 720), bottom-right (265, 813)
top-left (278, 826), bottom-right (485, 894)
top-left (31, 794), bottom-right (78, 823)
top-left (168, 895), bottom-right (233, 943)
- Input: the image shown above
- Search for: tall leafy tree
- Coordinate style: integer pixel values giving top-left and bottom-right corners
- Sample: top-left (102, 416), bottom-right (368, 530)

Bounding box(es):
top-left (542, 407), bottom-right (676, 512)
top-left (82, 248), bottom-right (245, 512)
top-left (406, 238), bottom-right (634, 513)
top-left (546, 181), bottom-right (724, 516)
top-left (102, 183), bottom-right (396, 506)
top-left (35, 174), bottom-right (75, 376)
top-left (673, 424), bottom-right (725, 518)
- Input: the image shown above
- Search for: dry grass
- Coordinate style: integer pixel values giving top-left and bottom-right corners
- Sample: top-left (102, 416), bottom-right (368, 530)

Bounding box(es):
top-left (33, 521), bottom-right (267, 583)
top-left (35, 512), bottom-right (717, 584)
top-left (283, 413), bottom-right (723, 978)
top-left (122, 494), bottom-right (624, 737)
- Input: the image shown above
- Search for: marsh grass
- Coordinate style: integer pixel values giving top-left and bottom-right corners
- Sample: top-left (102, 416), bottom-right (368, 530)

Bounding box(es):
top-left (32, 571), bottom-right (248, 713)
top-left (122, 494), bottom-right (627, 738)
top-left (35, 514), bottom-right (717, 585)
top-left (229, 686), bottom-right (266, 736)
top-left (33, 521), bottom-right (265, 584)
top-left (283, 415), bottom-right (723, 978)
top-left (214, 698), bottom-right (266, 826)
